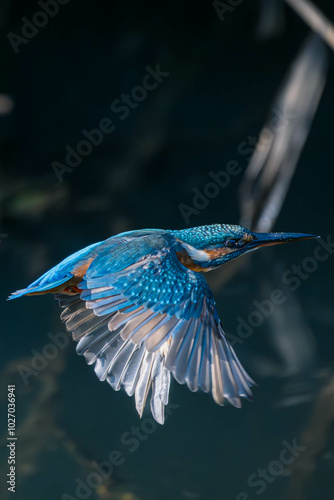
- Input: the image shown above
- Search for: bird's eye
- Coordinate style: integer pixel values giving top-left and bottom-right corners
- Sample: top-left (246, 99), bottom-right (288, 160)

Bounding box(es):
top-left (227, 239), bottom-right (238, 248)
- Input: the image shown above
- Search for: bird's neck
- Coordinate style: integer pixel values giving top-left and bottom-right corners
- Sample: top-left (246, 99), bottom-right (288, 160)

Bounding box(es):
top-left (174, 239), bottom-right (228, 272)
top-left (175, 248), bottom-right (210, 272)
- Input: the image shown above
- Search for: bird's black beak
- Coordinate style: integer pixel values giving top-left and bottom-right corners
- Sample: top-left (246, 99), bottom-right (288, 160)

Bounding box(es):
top-left (249, 231), bottom-right (320, 250)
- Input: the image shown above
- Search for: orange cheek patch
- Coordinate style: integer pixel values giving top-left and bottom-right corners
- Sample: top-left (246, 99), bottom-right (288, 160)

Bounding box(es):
top-left (203, 247), bottom-right (234, 259)
top-left (177, 247), bottom-right (238, 272)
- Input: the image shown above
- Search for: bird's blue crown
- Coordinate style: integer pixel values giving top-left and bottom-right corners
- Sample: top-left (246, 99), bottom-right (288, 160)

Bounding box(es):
top-left (171, 224), bottom-right (250, 250)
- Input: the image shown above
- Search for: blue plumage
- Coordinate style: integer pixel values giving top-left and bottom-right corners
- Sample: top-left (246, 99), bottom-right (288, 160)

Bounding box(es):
top-left (171, 223), bottom-right (249, 248)
top-left (9, 224), bottom-right (318, 423)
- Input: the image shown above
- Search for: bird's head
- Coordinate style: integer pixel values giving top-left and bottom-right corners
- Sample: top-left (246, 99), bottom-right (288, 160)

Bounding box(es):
top-left (174, 224), bottom-right (319, 271)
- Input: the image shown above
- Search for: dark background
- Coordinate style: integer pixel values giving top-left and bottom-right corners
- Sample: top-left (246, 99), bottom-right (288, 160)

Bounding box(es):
top-left (1, 1), bottom-right (334, 499)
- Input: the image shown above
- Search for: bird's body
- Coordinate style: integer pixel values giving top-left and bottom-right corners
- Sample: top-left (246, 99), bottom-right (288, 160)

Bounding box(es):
top-left (9, 224), bottom-right (317, 424)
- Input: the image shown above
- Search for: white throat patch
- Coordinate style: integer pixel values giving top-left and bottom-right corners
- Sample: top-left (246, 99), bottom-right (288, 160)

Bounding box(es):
top-left (179, 241), bottom-right (211, 263)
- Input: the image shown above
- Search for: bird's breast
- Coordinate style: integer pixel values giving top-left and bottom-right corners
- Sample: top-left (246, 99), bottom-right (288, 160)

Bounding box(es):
top-left (176, 249), bottom-right (206, 272)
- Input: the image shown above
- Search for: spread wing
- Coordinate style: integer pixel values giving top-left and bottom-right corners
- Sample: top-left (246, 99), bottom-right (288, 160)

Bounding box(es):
top-left (56, 232), bottom-right (254, 424)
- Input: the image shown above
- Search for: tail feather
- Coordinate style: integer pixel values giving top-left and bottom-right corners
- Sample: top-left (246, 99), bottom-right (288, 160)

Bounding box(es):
top-left (8, 277), bottom-right (71, 300)
top-left (8, 240), bottom-right (102, 300)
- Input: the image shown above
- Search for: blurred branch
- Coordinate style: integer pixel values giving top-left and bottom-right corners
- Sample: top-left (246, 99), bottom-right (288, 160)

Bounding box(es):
top-left (211, 34), bottom-right (327, 292)
top-left (257, 0), bottom-right (286, 39)
top-left (238, 33), bottom-right (327, 233)
top-left (285, 0), bottom-right (334, 51)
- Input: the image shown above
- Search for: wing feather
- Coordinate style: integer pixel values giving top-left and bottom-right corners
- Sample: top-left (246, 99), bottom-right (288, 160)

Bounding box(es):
top-left (150, 355), bottom-right (171, 424)
top-left (122, 344), bottom-right (146, 397)
top-left (52, 231), bottom-right (254, 423)
top-left (198, 325), bottom-right (211, 393)
top-left (134, 351), bottom-right (155, 417)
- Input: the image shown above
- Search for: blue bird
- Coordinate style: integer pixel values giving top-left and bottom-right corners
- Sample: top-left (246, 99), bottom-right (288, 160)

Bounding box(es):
top-left (9, 224), bottom-right (318, 424)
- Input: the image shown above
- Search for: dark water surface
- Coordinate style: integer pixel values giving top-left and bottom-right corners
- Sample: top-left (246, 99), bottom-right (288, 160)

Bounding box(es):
top-left (1, 1), bottom-right (334, 499)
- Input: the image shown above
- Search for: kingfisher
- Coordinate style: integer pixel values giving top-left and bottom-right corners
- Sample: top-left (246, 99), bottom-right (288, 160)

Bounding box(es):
top-left (9, 224), bottom-right (318, 424)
